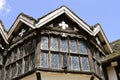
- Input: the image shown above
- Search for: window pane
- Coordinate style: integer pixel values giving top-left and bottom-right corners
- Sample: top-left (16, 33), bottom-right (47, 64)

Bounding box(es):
top-left (6, 54), bottom-right (11, 65)
top-left (40, 52), bottom-right (48, 68)
top-left (50, 37), bottom-right (58, 51)
top-left (5, 66), bottom-right (10, 80)
top-left (62, 53), bottom-right (68, 69)
top-left (95, 62), bottom-right (100, 75)
top-left (80, 57), bottom-right (90, 71)
top-left (69, 39), bottom-right (77, 53)
top-left (13, 48), bottom-right (17, 61)
top-left (0, 54), bottom-right (3, 65)
top-left (0, 68), bottom-right (1, 80)
top-left (51, 53), bottom-right (59, 69)
top-left (71, 56), bottom-right (80, 70)
top-left (79, 41), bottom-right (87, 54)
top-left (25, 41), bottom-right (31, 55)
top-left (18, 60), bottom-right (22, 76)
top-left (19, 44), bottom-right (24, 58)
top-left (60, 38), bottom-right (68, 52)
top-left (11, 63), bottom-right (17, 78)
top-left (31, 39), bottom-right (36, 52)
top-left (30, 54), bottom-right (35, 69)
top-left (41, 36), bottom-right (48, 50)
top-left (24, 57), bottom-right (29, 73)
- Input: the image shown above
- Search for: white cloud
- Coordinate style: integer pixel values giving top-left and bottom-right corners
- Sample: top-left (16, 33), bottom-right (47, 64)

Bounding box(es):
top-left (0, 0), bottom-right (11, 16)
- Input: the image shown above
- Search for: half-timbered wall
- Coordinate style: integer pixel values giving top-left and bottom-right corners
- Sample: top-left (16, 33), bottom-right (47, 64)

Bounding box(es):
top-left (5, 37), bottom-right (36, 80)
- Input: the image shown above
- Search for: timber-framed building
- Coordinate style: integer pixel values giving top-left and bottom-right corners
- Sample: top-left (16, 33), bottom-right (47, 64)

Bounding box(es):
top-left (0, 6), bottom-right (113, 80)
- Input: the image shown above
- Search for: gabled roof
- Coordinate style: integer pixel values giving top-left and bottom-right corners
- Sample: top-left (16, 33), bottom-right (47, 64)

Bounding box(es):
top-left (92, 24), bottom-right (113, 54)
top-left (7, 13), bottom-right (36, 40)
top-left (0, 6), bottom-right (112, 54)
top-left (0, 21), bottom-right (8, 44)
top-left (36, 6), bottom-right (112, 54)
top-left (36, 6), bottom-right (93, 34)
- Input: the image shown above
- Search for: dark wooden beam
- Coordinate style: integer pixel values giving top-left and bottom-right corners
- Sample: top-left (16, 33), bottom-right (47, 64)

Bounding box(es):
top-left (36, 71), bottom-right (41, 80)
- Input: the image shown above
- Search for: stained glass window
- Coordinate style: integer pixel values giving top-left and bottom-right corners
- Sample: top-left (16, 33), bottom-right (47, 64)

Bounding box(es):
top-left (60, 38), bottom-right (68, 52)
top-left (40, 52), bottom-right (48, 68)
top-left (69, 39), bottom-right (77, 53)
top-left (18, 60), bottom-right (22, 76)
top-left (30, 54), bottom-right (35, 69)
top-left (24, 57), bottom-right (29, 73)
top-left (78, 41), bottom-right (87, 54)
top-left (80, 57), bottom-right (90, 71)
top-left (51, 53), bottom-right (59, 69)
top-left (71, 56), bottom-right (80, 70)
top-left (50, 37), bottom-right (58, 51)
top-left (41, 36), bottom-right (48, 50)
top-left (11, 63), bottom-right (17, 78)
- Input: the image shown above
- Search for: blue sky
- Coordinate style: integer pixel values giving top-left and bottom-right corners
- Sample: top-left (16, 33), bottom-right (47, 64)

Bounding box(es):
top-left (0, 0), bottom-right (120, 42)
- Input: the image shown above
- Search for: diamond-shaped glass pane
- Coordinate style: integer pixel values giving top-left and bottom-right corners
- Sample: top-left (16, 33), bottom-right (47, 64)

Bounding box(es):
top-left (80, 57), bottom-right (90, 71)
top-left (51, 53), bottom-right (59, 69)
top-left (41, 36), bottom-right (48, 50)
top-left (40, 52), bottom-right (48, 68)
top-left (71, 56), bottom-right (80, 70)
top-left (79, 41), bottom-right (87, 54)
top-left (50, 37), bottom-right (58, 51)
top-left (60, 38), bottom-right (68, 52)
top-left (69, 39), bottom-right (77, 53)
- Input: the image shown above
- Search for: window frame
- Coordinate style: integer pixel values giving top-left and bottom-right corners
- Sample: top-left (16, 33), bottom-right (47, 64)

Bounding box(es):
top-left (40, 34), bottom-right (91, 72)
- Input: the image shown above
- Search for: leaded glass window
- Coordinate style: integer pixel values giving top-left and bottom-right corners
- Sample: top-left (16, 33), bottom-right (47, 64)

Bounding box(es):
top-left (24, 57), bottom-right (29, 73)
top-left (93, 48), bottom-right (98, 59)
top-left (94, 61), bottom-right (100, 75)
top-left (60, 38), bottom-right (68, 52)
top-left (71, 56), bottom-right (80, 70)
top-left (19, 44), bottom-right (24, 58)
top-left (25, 41), bottom-right (31, 55)
top-left (5, 66), bottom-right (10, 80)
top-left (80, 57), bottom-right (90, 71)
top-left (11, 63), bottom-right (17, 78)
top-left (31, 39), bottom-right (36, 52)
top-left (28, 41), bottom-right (32, 53)
top-left (51, 53), bottom-right (59, 69)
top-left (6, 54), bottom-right (11, 65)
top-left (62, 53), bottom-right (68, 69)
top-left (0, 54), bottom-right (2, 65)
top-left (78, 40), bottom-right (87, 54)
top-left (30, 54), bottom-right (35, 69)
top-left (50, 37), bottom-right (58, 51)
top-left (41, 36), bottom-right (48, 50)
top-left (69, 39), bottom-right (77, 53)
top-left (13, 48), bottom-right (17, 61)
top-left (0, 68), bottom-right (1, 80)
top-left (40, 52), bottom-right (48, 68)
top-left (18, 60), bottom-right (22, 76)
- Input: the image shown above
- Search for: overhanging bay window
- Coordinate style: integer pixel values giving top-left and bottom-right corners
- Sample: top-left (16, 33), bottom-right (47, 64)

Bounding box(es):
top-left (40, 34), bottom-right (91, 72)
top-left (5, 38), bottom-right (36, 80)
